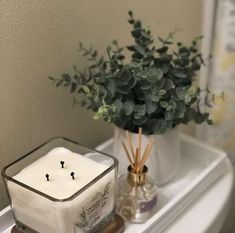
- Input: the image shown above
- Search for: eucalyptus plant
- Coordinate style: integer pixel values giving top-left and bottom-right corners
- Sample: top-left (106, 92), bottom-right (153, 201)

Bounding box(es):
top-left (49, 11), bottom-right (222, 135)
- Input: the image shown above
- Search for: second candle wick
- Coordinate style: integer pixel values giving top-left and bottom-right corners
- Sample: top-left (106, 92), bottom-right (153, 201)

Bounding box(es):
top-left (70, 172), bottom-right (75, 180)
top-left (60, 161), bottom-right (65, 168)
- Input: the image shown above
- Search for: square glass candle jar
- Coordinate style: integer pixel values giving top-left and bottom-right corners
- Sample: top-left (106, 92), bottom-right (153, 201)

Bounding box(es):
top-left (2, 137), bottom-right (118, 233)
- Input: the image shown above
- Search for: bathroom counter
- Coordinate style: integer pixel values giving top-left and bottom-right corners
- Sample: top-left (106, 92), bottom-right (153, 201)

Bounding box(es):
top-left (0, 135), bottom-right (234, 233)
top-left (1, 165), bottom-right (233, 233)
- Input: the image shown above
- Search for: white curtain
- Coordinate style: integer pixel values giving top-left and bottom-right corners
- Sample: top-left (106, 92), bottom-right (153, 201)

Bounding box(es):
top-left (199, 0), bottom-right (235, 163)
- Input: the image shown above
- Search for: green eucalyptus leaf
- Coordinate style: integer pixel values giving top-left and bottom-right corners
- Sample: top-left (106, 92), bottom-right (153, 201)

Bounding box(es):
top-left (139, 80), bottom-right (152, 90)
top-left (107, 81), bottom-right (116, 96)
top-left (165, 110), bottom-right (175, 120)
top-left (160, 101), bottom-right (168, 108)
top-left (155, 79), bottom-right (166, 89)
top-left (175, 107), bottom-right (185, 118)
top-left (123, 100), bottom-right (134, 115)
top-left (147, 92), bottom-right (161, 102)
top-left (135, 45), bottom-right (146, 56)
top-left (179, 46), bottom-right (190, 55)
top-left (134, 87), bottom-right (145, 101)
top-left (82, 86), bottom-right (90, 94)
top-left (113, 99), bottom-right (123, 113)
top-left (159, 89), bottom-right (167, 96)
top-left (169, 100), bottom-right (176, 109)
top-left (161, 64), bottom-right (170, 73)
top-left (188, 86), bottom-right (197, 96)
top-left (126, 45), bottom-right (136, 51)
top-left (176, 87), bottom-right (186, 100)
top-left (134, 104), bottom-right (146, 119)
top-left (56, 80), bottom-right (63, 87)
top-left (117, 68), bottom-right (137, 94)
top-left (156, 46), bottom-right (168, 54)
top-left (70, 82), bottom-right (77, 93)
top-left (132, 29), bottom-right (142, 38)
top-left (105, 73), bottom-right (116, 79)
top-left (185, 95), bottom-right (192, 103)
top-left (48, 76), bottom-right (55, 82)
top-left (117, 68), bottom-right (132, 83)
top-left (164, 79), bottom-right (175, 90)
top-left (134, 20), bottom-right (141, 28)
top-left (174, 70), bottom-right (187, 78)
top-left (194, 112), bottom-right (209, 124)
top-left (146, 102), bottom-right (158, 114)
top-left (135, 70), bottom-right (147, 79)
top-left (62, 73), bottom-right (71, 82)
top-left (160, 54), bottom-right (172, 62)
top-left (133, 115), bottom-right (148, 125)
top-left (146, 68), bottom-right (163, 83)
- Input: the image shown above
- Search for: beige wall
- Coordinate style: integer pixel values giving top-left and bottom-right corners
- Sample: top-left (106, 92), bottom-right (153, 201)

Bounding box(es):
top-left (0, 0), bottom-right (203, 209)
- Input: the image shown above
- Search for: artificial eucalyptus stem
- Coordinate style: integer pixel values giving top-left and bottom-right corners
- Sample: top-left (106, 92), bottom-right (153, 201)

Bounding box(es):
top-left (49, 11), bottom-right (221, 134)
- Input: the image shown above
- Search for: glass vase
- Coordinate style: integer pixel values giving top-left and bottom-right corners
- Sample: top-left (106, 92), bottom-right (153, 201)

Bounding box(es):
top-left (117, 166), bottom-right (158, 223)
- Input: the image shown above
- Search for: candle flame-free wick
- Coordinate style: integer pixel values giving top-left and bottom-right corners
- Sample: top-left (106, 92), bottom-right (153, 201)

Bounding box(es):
top-left (45, 174), bottom-right (50, 181)
top-left (70, 172), bottom-right (75, 180)
top-left (60, 161), bottom-right (65, 168)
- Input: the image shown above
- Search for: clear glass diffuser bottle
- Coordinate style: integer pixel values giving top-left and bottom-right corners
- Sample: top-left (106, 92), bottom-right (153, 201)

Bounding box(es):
top-left (117, 165), bottom-right (158, 223)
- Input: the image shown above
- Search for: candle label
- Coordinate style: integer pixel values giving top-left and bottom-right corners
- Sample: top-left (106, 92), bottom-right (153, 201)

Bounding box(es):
top-left (76, 182), bottom-right (111, 232)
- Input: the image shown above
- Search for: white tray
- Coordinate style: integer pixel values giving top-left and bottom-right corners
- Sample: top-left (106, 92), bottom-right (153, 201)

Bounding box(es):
top-left (97, 134), bottom-right (228, 233)
top-left (0, 134), bottom-right (228, 233)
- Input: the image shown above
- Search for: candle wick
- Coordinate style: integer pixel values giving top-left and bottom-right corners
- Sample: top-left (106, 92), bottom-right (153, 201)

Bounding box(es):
top-left (45, 174), bottom-right (50, 181)
top-left (70, 172), bottom-right (75, 180)
top-left (60, 161), bottom-right (65, 168)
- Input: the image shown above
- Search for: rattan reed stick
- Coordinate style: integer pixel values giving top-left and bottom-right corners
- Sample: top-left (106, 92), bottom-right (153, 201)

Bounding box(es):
top-left (138, 128), bottom-right (142, 164)
top-left (134, 148), bottom-right (139, 173)
top-left (138, 139), bottom-right (155, 173)
top-left (136, 144), bottom-right (149, 173)
top-left (122, 128), bottom-right (155, 175)
top-left (126, 131), bottom-right (135, 160)
top-left (122, 141), bottom-right (133, 166)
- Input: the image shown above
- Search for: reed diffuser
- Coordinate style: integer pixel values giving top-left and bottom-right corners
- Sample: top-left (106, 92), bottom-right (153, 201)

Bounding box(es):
top-left (117, 128), bottom-right (158, 223)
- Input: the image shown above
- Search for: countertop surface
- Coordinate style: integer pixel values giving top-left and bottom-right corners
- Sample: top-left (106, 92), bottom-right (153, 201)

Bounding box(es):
top-left (0, 136), bottom-right (234, 233)
top-left (0, 166), bottom-right (233, 233)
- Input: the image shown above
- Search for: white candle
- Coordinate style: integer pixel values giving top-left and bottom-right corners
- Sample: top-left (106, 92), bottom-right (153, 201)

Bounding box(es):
top-left (8, 147), bottom-right (115, 233)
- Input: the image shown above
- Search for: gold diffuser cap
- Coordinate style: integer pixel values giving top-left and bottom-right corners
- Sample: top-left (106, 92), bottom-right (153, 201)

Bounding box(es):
top-left (127, 165), bottom-right (148, 185)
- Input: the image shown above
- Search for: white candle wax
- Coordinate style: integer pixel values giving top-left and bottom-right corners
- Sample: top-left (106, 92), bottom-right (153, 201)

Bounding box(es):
top-left (8, 147), bottom-right (115, 233)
